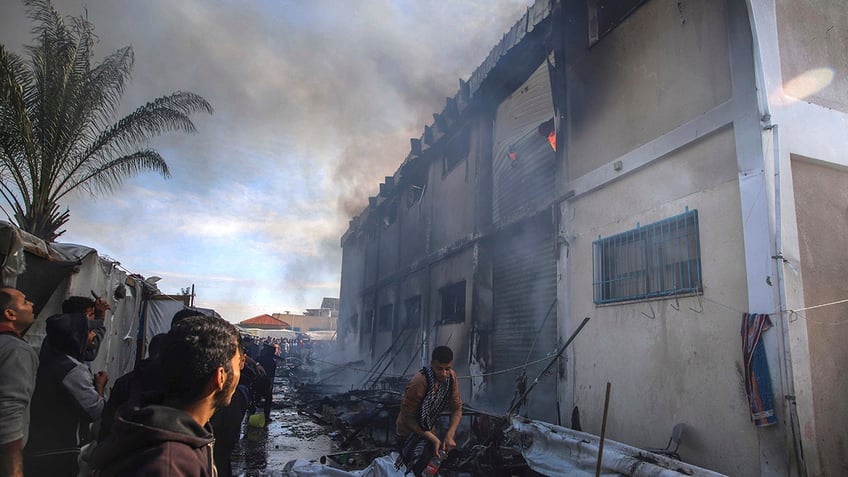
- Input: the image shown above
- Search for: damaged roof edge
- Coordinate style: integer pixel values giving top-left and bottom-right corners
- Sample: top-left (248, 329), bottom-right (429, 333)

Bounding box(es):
top-left (342, 0), bottom-right (555, 240)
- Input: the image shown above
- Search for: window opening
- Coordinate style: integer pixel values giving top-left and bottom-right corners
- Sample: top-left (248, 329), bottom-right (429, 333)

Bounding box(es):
top-left (538, 118), bottom-right (556, 152)
top-left (407, 185), bottom-right (425, 208)
top-left (443, 127), bottom-right (470, 175)
top-left (378, 304), bottom-right (394, 331)
top-left (439, 281), bottom-right (466, 323)
top-left (593, 209), bottom-right (702, 304)
top-left (362, 310), bottom-right (373, 333)
top-left (382, 200), bottom-right (398, 228)
top-left (404, 296), bottom-right (422, 329)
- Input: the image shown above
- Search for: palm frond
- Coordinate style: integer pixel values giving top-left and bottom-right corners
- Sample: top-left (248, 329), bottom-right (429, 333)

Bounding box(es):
top-left (80, 91), bottom-right (213, 163)
top-left (56, 149), bottom-right (169, 201)
top-left (1, 1), bottom-right (213, 240)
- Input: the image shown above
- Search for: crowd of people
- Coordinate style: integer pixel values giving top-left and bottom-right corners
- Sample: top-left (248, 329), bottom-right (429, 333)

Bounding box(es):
top-left (1, 285), bottom-right (462, 477)
top-left (244, 335), bottom-right (314, 363)
top-left (0, 286), bottom-right (286, 477)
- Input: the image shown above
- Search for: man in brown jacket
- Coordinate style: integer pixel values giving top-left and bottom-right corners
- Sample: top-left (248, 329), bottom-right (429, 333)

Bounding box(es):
top-left (90, 315), bottom-right (243, 476)
top-left (395, 345), bottom-right (462, 475)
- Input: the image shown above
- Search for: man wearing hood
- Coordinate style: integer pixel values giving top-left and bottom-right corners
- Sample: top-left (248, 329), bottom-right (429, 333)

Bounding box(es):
top-left (90, 314), bottom-right (243, 477)
top-left (60, 295), bottom-right (110, 361)
top-left (23, 312), bottom-right (109, 477)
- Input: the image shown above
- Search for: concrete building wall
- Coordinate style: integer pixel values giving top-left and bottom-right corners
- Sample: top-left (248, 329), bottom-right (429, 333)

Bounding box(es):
top-left (749, 0), bottom-right (848, 473)
top-left (334, 0), bottom-right (848, 473)
top-left (566, 128), bottom-right (758, 476)
top-left (790, 158), bottom-right (848, 476)
top-left (559, 1), bottom-right (772, 474)
top-left (273, 313), bottom-right (337, 331)
top-left (426, 249), bottom-right (473, 401)
top-left (398, 181), bottom-right (428, 268)
top-left (339, 232), bottom-right (366, 346)
top-left (378, 209), bottom-right (401, 280)
top-left (371, 285), bottom-right (398, 369)
top-left (428, 126), bottom-right (481, 252)
top-left (776, 0), bottom-right (848, 111)
top-left (566, 0), bottom-right (732, 179)
top-left (393, 271), bottom-right (428, 375)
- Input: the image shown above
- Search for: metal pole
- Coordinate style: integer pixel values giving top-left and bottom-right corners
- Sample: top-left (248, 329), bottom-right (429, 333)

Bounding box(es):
top-left (596, 382), bottom-right (611, 477)
top-left (507, 316), bottom-right (590, 415)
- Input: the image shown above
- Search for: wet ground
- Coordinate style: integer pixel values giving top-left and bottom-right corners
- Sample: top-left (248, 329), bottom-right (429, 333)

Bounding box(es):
top-left (231, 367), bottom-right (337, 476)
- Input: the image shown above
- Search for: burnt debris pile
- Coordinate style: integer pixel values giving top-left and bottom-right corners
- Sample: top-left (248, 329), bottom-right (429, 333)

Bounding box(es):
top-left (290, 363), bottom-right (544, 476)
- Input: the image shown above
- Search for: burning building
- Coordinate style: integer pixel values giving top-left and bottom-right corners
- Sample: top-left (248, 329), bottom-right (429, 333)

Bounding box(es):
top-left (337, 1), bottom-right (848, 476)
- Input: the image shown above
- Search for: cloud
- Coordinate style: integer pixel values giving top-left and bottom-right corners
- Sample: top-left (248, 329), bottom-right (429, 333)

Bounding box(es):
top-left (0, 0), bottom-right (534, 319)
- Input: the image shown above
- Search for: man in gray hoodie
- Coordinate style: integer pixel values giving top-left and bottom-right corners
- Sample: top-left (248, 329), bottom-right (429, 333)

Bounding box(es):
top-left (90, 315), bottom-right (243, 477)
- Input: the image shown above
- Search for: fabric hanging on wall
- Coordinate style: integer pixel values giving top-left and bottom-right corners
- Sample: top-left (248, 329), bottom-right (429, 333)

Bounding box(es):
top-left (741, 313), bottom-right (777, 427)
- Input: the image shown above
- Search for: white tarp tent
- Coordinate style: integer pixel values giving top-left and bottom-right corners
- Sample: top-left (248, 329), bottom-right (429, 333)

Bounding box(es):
top-left (1, 221), bottom-right (149, 381)
top-left (144, 297), bottom-right (219, 346)
top-left (0, 220), bottom-right (217, 385)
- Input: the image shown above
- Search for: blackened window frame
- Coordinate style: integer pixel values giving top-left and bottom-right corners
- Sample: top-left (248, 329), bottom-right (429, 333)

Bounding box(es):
top-left (442, 126), bottom-right (471, 177)
top-left (404, 295), bottom-right (422, 329)
top-left (377, 304), bottom-right (394, 331)
top-left (439, 281), bottom-right (467, 324)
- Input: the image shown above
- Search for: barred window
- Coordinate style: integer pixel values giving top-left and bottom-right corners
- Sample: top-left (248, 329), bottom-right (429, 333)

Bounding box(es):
top-left (593, 209), bottom-right (702, 304)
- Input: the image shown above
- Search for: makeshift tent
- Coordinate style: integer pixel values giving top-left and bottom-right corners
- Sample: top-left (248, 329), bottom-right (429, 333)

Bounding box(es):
top-left (1, 222), bottom-right (149, 381)
top-left (0, 220), bottom-right (218, 382)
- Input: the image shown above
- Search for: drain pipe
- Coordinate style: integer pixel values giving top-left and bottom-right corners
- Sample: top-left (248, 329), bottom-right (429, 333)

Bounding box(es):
top-left (767, 120), bottom-right (805, 476)
top-left (743, 1), bottom-right (805, 473)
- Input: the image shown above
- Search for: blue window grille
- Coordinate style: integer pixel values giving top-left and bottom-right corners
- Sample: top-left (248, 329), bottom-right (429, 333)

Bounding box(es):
top-left (593, 209), bottom-right (702, 304)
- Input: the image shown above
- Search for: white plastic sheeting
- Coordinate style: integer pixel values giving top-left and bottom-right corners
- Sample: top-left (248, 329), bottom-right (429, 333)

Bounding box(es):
top-left (0, 222), bottom-right (150, 384)
top-left (144, 298), bottom-right (218, 345)
top-left (508, 417), bottom-right (727, 477)
top-left (282, 453), bottom-right (406, 477)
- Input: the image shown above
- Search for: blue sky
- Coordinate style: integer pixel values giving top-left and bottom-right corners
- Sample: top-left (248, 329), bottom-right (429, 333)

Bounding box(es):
top-left (0, 0), bottom-right (534, 322)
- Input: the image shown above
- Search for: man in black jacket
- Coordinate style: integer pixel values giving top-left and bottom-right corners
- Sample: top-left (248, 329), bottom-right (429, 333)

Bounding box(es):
top-left (59, 295), bottom-right (110, 361)
top-left (90, 315), bottom-right (243, 477)
top-left (24, 313), bottom-right (108, 477)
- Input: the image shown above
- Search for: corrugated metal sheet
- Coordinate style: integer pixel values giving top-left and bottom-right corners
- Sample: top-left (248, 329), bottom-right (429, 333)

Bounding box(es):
top-left (527, 0), bottom-right (551, 30)
top-left (490, 214), bottom-right (557, 422)
top-left (467, 0), bottom-right (552, 97)
top-left (492, 61), bottom-right (556, 224)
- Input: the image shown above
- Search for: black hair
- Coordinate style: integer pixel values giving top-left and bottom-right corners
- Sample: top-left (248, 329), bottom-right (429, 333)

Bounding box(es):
top-left (0, 288), bottom-right (14, 313)
top-left (147, 333), bottom-right (167, 359)
top-left (62, 296), bottom-right (95, 314)
top-left (170, 308), bottom-right (205, 329)
top-left (161, 315), bottom-right (239, 406)
top-left (431, 345), bottom-right (454, 364)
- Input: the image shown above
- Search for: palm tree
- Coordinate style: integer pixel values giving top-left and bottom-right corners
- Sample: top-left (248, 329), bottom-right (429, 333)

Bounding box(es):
top-left (0, 0), bottom-right (213, 241)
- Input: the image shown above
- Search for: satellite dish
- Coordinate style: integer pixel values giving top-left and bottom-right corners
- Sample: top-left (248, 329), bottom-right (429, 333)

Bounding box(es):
top-left (146, 276), bottom-right (162, 284)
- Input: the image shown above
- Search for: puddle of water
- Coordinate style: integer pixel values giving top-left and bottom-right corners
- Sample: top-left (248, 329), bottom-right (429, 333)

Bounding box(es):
top-left (231, 369), bottom-right (338, 476)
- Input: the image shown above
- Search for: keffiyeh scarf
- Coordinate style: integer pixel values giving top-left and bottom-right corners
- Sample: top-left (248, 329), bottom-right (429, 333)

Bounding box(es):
top-left (396, 366), bottom-right (453, 472)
